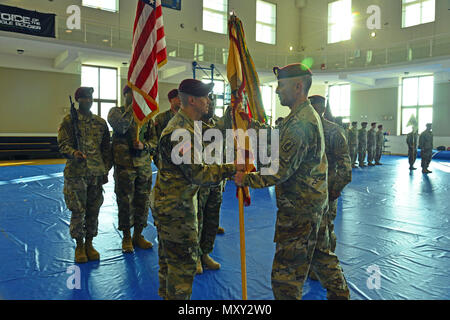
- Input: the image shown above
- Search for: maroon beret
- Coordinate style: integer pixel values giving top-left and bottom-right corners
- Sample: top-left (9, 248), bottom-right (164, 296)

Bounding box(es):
top-left (123, 85), bottom-right (132, 96)
top-left (309, 95), bottom-right (325, 105)
top-left (74, 87), bottom-right (94, 101)
top-left (273, 63), bottom-right (312, 80)
top-left (168, 89), bottom-right (179, 100)
top-left (179, 79), bottom-right (214, 97)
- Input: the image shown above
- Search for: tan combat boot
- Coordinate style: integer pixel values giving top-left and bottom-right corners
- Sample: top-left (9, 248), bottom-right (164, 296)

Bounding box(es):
top-left (202, 254), bottom-right (221, 270)
top-left (132, 227), bottom-right (153, 249)
top-left (75, 239), bottom-right (88, 263)
top-left (85, 237), bottom-right (100, 261)
top-left (122, 229), bottom-right (134, 253)
top-left (196, 259), bottom-right (203, 274)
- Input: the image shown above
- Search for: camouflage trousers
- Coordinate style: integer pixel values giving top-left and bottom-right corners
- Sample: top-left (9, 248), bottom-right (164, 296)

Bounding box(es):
top-left (272, 209), bottom-right (350, 300)
top-left (375, 146), bottom-right (383, 163)
top-left (63, 176), bottom-right (104, 240)
top-left (158, 237), bottom-right (199, 300)
top-left (358, 147), bottom-right (367, 165)
top-left (367, 145), bottom-right (376, 163)
top-left (327, 199), bottom-right (338, 253)
top-left (197, 182), bottom-right (224, 255)
top-left (421, 149), bottom-right (432, 169)
top-left (349, 144), bottom-right (358, 165)
top-left (113, 165), bottom-right (152, 231)
top-left (408, 147), bottom-right (417, 167)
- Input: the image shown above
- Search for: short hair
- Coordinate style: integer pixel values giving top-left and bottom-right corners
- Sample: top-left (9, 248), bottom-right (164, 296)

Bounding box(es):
top-left (178, 92), bottom-right (190, 108)
top-left (371, 122), bottom-right (377, 126)
top-left (309, 95), bottom-right (326, 114)
top-left (302, 75), bottom-right (312, 95)
top-left (352, 121), bottom-right (357, 126)
top-left (378, 124), bottom-right (383, 129)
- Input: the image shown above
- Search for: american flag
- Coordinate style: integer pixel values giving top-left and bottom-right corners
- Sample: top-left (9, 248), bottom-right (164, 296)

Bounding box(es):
top-left (128, 0), bottom-right (167, 125)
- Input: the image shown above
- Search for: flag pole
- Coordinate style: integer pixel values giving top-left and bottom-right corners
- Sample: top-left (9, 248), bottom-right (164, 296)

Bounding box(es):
top-left (238, 186), bottom-right (247, 300)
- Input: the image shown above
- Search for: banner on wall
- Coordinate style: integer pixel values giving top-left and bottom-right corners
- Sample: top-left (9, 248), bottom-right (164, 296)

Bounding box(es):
top-left (0, 4), bottom-right (55, 38)
top-left (161, 0), bottom-right (181, 11)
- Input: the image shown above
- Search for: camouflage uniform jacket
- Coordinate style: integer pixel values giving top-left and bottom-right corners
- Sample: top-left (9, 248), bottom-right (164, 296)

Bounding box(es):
top-left (376, 131), bottom-right (384, 148)
top-left (358, 128), bottom-right (367, 149)
top-left (58, 110), bottom-right (112, 178)
top-left (242, 100), bottom-right (328, 242)
top-left (367, 128), bottom-right (376, 147)
top-left (348, 127), bottom-right (358, 146)
top-left (151, 109), bottom-right (236, 243)
top-left (108, 105), bottom-right (157, 168)
top-left (322, 119), bottom-right (352, 198)
top-left (419, 130), bottom-right (433, 150)
top-left (406, 131), bottom-right (418, 148)
top-left (154, 109), bottom-right (177, 138)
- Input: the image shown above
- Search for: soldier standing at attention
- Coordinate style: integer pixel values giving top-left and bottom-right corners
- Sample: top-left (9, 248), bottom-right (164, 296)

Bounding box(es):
top-left (196, 97), bottom-right (227, 274)
top-left (419, 123), bottom-right (433, 174)
top-left (342, 123), bottom-right (350, 142)
top-left (58, 87), bottom-right (112, 263)
top-left (235, 64), bottom-right (350, 300)
top-left (309, 95), bottom-right (352, 255)
top-left (107, 85), bottom-right (157, 253)
top-left (358, 122), bottom-right (368, 167)
top-left (150, 79), bottom-right (239, 300)
top-left (153, 89), bottom-right (180, 168)
top-left (375, 124), bottom-right (384, 165)
top-left (348, 121), bottom-right (359, 168)
top-left (366, 122), bottom-right (377, 166)
top-left (406, 128), bottom-right (419, 170)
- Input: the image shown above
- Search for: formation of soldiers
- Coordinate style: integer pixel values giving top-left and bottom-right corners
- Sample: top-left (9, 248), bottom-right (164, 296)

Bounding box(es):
top-left (57, 61), bottom-right (435, 300)
top-left (346, 121), bottom-right (385, 168)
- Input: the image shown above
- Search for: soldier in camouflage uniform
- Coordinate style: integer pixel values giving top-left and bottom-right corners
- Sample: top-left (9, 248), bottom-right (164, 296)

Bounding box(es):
top-left (58, 87), bottom-right (112, 263)
top-left (310, 95), bottom-right (352, 254)
top-left (348, 121), bottom-right (359, 168)
top-left (196, 97), bottom-right (228, 274)
top-left (406, 128), bottom-right (418, 170)
top-left (358, 122), bottom-right (368, 167)
top-left (366, 122), bottom-right (377, 166)
top-left (150, 79), bottom-right (238, 300)
top-left (235, 64), bottom-right (350, 300)
top-left (153, 89), bottom-right (180, 168)
top-left (342, 123), bottom-right (350, 142)
top-left (107, 85), bottom-right (158, 253)
top-left (419, 123), bottom-right (433, 174)
top-left (375, 124), bottom-right (384, 165)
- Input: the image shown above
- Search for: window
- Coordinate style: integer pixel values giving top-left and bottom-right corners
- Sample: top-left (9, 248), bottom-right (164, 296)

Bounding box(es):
top-left (81, 65), bottom-right (118, 129)
top-left (82, 0), bottom-right (118, 12)
top-left (203, 79), bottom-right (226, 117)
top-left (328, 0), bottom-right (352, 44)
top-left (256, 1), bottom-right (276, 45)
top-left (328, 84), bottom-right (351, 122)
top-left (400, 75), bottom-right (433, 134)
top-left (260, 85), bottom-right (273, 125)
top-left (402, 0), bottom-right (435, 28)
top-left (202, 0), bottom-right (228, 34)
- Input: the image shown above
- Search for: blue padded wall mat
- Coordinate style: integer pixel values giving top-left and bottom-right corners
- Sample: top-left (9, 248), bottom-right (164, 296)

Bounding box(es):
top-left (0, 156), bottom-right (449, 300)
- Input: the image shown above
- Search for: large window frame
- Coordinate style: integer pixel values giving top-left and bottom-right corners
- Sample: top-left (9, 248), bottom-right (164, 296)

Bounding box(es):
top-left (256, 0), bottom-right (277, 45)
top-left (81, 65), bottom-right (118, 127)
top-left (260, 85), bottom-right (274, 125)
top-left (400, 75), bottom-right (434, 135)
top-left (202, 0), bottom-right (228, 35)
top-left (328, 84), bottom-right (351, 122)
top-left (82, 0), bottom-right (119, 12)
top-left (327, 0), bottom-right (352, 44)
top-left (401, 0), bottom-right (435, 28)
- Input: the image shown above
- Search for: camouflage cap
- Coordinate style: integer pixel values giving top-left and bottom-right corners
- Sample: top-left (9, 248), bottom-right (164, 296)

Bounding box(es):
top-left (273, 63), bottom-right (312, 80)
top-left (75, 87), bottom-right (94, 101)
top-left (179, 79), bottom-right (214, 97)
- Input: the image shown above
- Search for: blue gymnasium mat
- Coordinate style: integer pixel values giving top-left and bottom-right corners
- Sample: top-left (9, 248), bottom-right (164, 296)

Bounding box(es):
top-left (0, 156), bottom-right (449, 300)
top-left (417, 149), bottom-right (450, 160)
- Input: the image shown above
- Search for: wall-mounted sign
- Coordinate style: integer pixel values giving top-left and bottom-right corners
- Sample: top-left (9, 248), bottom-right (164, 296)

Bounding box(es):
top-left (0, 4), bottom-right (55, 38)
top-left (162, 0), bottom-right (181, 11)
